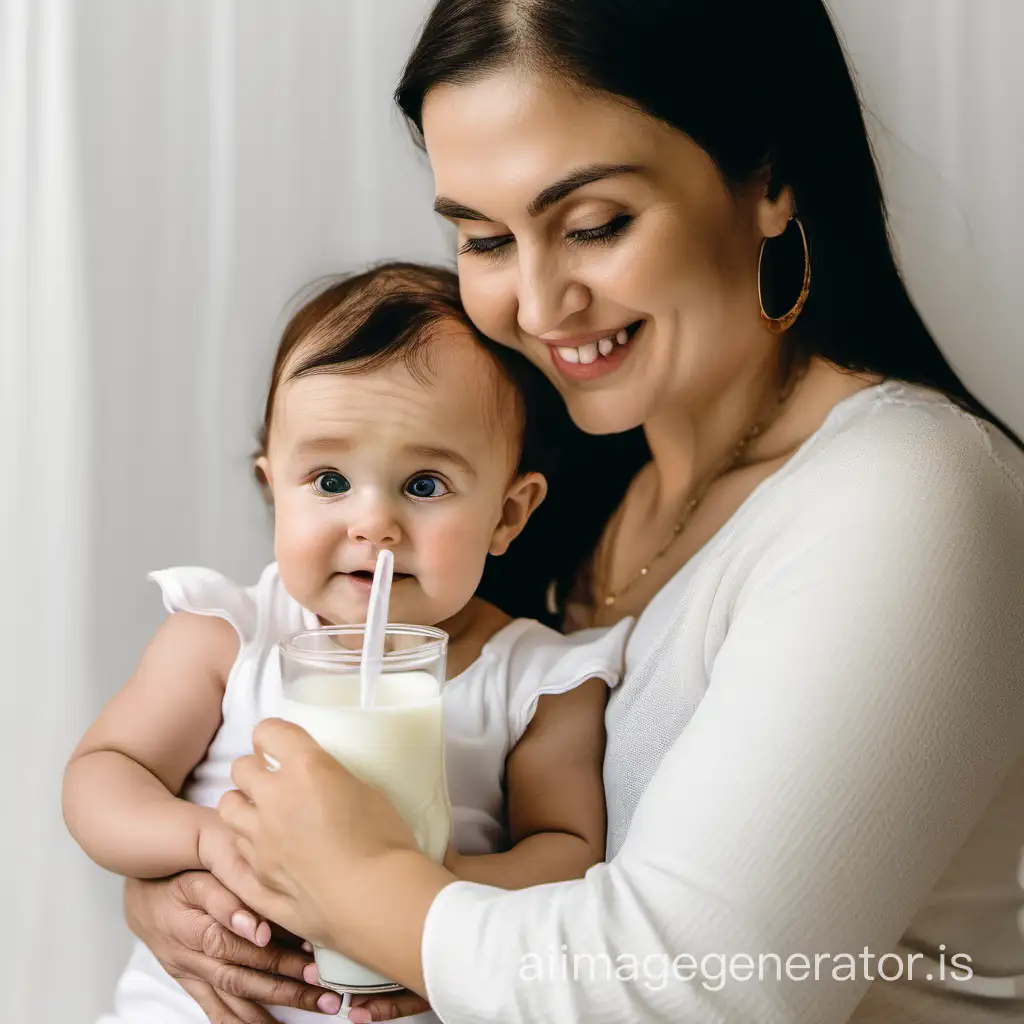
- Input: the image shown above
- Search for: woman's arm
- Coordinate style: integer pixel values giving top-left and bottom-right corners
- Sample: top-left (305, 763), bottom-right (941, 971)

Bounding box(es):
top-left (219, 441), bottom-right (1024, 1023)
top-left (447, 677), bottom-right (608, 888)
top-left (63, 610), bottom-right (238, 877)
top-left (415, 446), bottom-right (1024, 1023)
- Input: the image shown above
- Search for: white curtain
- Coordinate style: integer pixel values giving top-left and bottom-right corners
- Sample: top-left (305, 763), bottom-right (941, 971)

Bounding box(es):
top-left (0, 2), bottom-right (1020, 1022)
top-left (830, 0), bottom-right (1024, 426)
top-left (1, 2), bottom-right (442, 1021)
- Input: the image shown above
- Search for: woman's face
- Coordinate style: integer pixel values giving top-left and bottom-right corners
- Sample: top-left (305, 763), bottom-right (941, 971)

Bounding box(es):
top-left (422, 70), bottom-right (792, 435)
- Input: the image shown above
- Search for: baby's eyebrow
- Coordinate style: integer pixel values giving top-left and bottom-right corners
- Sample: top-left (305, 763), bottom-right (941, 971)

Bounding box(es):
top-left (289, 436), bottom-right (354, 458)
top-left (406, 445), bottom-right (477, 479)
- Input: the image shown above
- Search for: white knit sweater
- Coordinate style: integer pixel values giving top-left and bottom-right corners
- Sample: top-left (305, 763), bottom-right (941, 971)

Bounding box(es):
top-left (422, 381), bottom-right (1024, 1024)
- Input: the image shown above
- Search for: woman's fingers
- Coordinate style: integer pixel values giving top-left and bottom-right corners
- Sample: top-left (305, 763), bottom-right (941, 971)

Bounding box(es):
top-left (230, 753), bottom-right (268, 802)
top-left (220, 991), bottom-right (284, 1024)
top-left (251, 717), bottom-right (323, 764)
top-left (175, 926), bottom-right (342, 1014)
top-left (232, 720), bottom-right (334, 801)
top-left (181, 981), bottom-right (332, 1024)
top-left (178, 977), bottom-right (277, 1024)
top-left (210, 847), bottom-right (300, 934)
top-left (219, 786), bottom-right (258, 839)
top-left (186, 922), bottom-right (311, 980)
top-left (236, 835), bottom-right (257, 871)
top-left (205, 961), bottom-right (343, 1015)
top-left (124, 873), bottom-right (335, 1017)
top-left (347, 990), bottom-right (433, 1022)
top-left (175, 869), bottom-right (271, 947)
top-left (170, 873), bottom-right (311, 980)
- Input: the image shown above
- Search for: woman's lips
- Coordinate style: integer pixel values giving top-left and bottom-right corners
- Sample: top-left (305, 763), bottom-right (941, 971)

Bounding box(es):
top-left (548, 321), bottom-right (644, 381)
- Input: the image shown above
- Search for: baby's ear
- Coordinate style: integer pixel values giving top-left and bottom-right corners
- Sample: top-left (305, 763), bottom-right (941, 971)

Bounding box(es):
top-left (489, 472), bottom-right (548, 556)
top-left (254, 456), bottom-right (274, 503)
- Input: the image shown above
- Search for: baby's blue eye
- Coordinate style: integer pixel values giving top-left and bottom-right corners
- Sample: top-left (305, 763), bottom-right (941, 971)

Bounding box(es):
top-left (313, 471), bottom-right (350, 495)
top-left (406, 475), bottom-right (448, 499)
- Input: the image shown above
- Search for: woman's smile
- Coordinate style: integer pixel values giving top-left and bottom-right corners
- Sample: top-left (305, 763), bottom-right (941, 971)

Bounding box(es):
top-left (543, 319), bottom-right (645, 381)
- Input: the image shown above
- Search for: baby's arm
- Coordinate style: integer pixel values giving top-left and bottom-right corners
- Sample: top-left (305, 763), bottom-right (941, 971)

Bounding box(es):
top-left (62, 611), bottom-right (239, 878)
top-left (446, 678), bottom-right (607, 889)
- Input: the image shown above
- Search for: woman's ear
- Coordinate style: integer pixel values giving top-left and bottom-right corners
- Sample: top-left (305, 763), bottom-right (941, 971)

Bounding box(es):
top-left (757, 183), bottom-right (796, 240)
top-left (489, 472), bottom-right (548, 556)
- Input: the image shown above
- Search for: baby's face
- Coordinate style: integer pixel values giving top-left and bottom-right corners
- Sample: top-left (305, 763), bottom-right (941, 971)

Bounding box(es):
top-left (261, 323), bottom-right (543, 628)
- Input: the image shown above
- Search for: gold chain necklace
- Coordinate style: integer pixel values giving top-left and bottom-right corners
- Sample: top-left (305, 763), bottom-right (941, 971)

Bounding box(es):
top-left (596, 359), bottom-right (809, 609)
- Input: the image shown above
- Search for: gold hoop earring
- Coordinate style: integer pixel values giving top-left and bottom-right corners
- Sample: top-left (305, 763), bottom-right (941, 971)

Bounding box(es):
top-left (758, 216), bottom-right (811, 334)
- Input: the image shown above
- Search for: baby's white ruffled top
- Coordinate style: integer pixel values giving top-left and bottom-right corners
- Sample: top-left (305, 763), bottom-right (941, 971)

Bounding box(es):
top-left (97, 563), bottom-right (632, 1024)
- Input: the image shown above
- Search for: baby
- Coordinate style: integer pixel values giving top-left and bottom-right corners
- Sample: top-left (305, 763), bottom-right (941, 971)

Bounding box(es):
top-left (63, 262), bottom-right (632, 1023)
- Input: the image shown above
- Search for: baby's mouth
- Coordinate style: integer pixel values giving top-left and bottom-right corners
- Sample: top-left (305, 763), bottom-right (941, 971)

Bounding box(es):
top-left (346, 570), bottom-right (412, 582)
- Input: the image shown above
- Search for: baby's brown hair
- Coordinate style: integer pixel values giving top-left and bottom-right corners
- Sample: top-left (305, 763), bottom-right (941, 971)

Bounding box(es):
top-left (257, 261), bottom-right (553, 491)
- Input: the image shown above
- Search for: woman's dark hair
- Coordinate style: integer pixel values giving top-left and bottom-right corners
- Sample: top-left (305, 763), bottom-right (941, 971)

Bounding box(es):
top-left (257, 261), bottom-right (577, 617)
top-left (395, 0), bottom-right (1021, 622)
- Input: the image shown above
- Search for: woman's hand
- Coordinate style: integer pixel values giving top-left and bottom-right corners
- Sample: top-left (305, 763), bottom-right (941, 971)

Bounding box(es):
top-left (217, 719), bottom-right (454, 995)
top-left (346, 990), bottom-right (433, 1023)
top-left (123, 872), bottom-right (344, 1023)
top-left (217, 718), bottom-right (421, 944)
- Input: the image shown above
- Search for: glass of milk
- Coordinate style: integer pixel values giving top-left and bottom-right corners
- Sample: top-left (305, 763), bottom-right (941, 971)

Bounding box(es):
top-left (277, 623), bottom-right (451, 995)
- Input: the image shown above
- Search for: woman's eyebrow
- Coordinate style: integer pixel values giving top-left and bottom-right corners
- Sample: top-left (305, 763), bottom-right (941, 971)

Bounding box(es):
top-left (433, 163), bottom-right (642, 222)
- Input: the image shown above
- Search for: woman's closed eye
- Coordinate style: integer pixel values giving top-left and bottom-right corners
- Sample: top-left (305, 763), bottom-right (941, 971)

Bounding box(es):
top-left (566, 212), bottom-right (634, 247)
top-left (405, 474), bottom-right (450, 499)
top-left (311, 470), bottom-right (350, 496)
top-left (458, 213), bottom-right (633, 259)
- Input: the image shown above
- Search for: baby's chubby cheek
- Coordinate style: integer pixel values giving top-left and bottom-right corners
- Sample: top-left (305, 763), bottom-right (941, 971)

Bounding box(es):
top-left (415, 520), bottom-right (492, 604)
top-left (274, 522), bottom-right (335, 598)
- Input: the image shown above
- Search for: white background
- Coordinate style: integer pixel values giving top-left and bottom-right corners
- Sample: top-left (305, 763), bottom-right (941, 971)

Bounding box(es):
top-left (1, 2), bottom-right (1021, 1021)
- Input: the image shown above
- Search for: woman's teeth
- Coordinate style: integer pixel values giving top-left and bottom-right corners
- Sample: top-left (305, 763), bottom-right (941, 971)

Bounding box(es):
top-left (557, 328), bottom-right (632, 365)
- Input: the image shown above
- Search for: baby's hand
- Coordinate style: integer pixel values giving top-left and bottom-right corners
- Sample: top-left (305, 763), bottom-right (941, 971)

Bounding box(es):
top-left (198, 817), bottom-right (249, 884)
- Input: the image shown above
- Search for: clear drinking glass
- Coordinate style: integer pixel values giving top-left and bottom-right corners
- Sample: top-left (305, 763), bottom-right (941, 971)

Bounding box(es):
top-left (277, 624), bottom-right (451, 995)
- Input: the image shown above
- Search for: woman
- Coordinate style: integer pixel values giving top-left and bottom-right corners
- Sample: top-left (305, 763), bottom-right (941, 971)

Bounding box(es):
top-left (125, 2), bottom-right (1024, 1022)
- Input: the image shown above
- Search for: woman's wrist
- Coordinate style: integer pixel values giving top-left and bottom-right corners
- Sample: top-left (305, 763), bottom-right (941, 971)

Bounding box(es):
top-left (328, 847), bottom-right (456, 996)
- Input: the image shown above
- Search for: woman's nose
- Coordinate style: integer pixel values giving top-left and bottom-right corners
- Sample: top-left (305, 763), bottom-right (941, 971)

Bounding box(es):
top-left (515, 248), bottom-right (589, 338)
top-left (346, 497), bottom-right (402, 548)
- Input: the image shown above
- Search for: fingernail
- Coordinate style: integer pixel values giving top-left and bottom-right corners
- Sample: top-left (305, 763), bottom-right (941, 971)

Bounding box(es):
top-left (347, 1010), bottom-right (372, 1023)
top-left (317, 992), bottom-right (342, 1014)
top-left (302, 940), bottom-right (314, 952)
top-left (254, 921), bottom-right (271, 947)
top-left (303, 963), bottom-right (320, 985)
top-left (230, 912), bottom-right (255, 941)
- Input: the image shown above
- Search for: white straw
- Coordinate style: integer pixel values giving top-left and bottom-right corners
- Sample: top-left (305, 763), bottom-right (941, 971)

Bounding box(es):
top-left (340, 992), bottom-right (352, 1018)
top-left (359, 549), bottom-right (394, 709)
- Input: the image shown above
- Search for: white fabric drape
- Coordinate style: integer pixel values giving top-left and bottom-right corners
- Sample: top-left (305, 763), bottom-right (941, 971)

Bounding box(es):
top-left (0, 2), bottom-right (1020, 1022)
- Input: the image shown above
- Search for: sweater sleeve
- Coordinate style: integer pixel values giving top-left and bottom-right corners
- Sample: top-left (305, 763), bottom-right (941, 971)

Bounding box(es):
top-left (420, 420), bottom-right (1024, 1024)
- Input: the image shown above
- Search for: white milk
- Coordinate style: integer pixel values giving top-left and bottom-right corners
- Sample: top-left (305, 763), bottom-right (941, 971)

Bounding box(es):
top-left (278, 670), bottom-right (451, 992)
